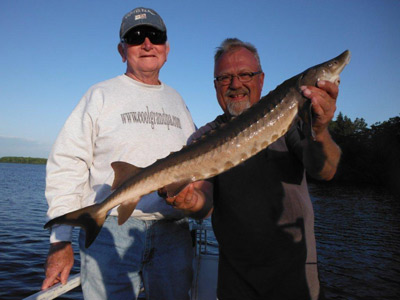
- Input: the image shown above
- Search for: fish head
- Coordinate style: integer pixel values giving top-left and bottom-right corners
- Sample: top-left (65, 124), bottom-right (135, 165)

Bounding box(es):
top-left (300, 50), bottom-right (351, 87)
top-left (296, 50), bottom-right (351, 140)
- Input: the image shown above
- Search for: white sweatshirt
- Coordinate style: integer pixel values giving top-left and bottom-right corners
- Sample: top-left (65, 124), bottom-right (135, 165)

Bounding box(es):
top-left (46, 75), bottom-right (196, 242)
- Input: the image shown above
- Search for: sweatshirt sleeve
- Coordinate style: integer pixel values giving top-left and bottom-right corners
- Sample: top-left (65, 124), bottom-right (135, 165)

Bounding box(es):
top-left (45, 90), bottom-right (99, 243)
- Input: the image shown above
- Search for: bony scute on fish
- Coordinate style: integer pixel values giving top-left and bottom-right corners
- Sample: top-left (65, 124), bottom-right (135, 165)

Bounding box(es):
top-left (44, 50), bottom-right (351, 248)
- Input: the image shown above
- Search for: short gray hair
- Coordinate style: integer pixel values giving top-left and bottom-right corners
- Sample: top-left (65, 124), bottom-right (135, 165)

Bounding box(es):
top-left (214, 38), bottom-right (262, 71)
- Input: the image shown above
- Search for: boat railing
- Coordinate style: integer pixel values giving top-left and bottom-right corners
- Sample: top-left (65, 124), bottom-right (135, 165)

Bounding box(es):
top-left (191, 220), bottom-right (215, 256)
top-left (23, 273), bottom-right (81, 300)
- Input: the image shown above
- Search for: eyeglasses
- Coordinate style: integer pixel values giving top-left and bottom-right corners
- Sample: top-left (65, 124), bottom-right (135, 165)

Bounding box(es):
top-left (121, 27), bottom-right (167, 45)
top-left (214, 71), bottom-right (263, 85)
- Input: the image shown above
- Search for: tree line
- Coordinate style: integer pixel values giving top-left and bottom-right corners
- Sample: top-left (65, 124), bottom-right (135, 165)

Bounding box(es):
top-left (0, 156), bottom-right (47, 164)
top-left (325, 113), bottom-right (400, 196)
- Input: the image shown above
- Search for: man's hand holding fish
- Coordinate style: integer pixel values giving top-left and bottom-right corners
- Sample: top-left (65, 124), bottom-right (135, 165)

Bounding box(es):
top-left (162, 181), bottom-right (213, 219)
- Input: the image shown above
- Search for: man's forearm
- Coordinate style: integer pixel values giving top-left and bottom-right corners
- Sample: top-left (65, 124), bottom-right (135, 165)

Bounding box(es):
top-left (304, 129), bottom-right (341, 181)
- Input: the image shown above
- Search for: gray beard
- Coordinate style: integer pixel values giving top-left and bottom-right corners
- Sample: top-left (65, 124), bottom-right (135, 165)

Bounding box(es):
top-left (227, 100), bottom-right (251, 116)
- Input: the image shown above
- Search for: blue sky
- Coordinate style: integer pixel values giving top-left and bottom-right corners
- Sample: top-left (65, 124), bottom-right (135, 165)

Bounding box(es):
top-left (1, 0), bottom-right (399, 158)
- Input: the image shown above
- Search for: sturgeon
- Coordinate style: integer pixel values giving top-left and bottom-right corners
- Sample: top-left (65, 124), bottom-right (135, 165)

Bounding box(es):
top-left (45, 50), bottom-right (351, 247)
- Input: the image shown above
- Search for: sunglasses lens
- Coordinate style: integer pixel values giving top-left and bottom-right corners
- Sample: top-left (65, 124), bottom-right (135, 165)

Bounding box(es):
top-left (124, 31), bottom-right (144, 45)
top-left (148, 31), bottom-right (167, 44)
top-left (123, 28), bottom-right (166, 45)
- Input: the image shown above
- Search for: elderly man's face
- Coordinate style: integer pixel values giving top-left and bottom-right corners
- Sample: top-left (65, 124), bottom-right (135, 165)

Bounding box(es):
top-left (119, 34), bottom-right (169, 80)
top-left (214, 47), bottom-right (264, 116)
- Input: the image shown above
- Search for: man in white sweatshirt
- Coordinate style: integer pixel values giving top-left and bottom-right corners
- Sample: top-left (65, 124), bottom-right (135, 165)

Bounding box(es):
top-left (42, 7), bottom-right (196, 299)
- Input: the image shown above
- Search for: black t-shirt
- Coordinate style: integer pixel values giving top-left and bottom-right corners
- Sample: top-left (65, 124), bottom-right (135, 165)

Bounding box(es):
top-left (211, 120), bottom-right (314, 300)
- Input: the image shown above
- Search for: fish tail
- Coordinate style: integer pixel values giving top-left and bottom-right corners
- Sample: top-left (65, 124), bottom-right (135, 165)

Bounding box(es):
top-left (43, 204), bottom-right (107, 248)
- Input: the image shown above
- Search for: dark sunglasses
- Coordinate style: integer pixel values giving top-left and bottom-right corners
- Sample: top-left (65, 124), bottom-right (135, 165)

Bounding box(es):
top-left (122, 27), bottom-right (167, 45)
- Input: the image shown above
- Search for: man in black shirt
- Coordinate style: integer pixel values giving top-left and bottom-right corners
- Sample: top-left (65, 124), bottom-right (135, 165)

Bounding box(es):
top-left (167, 38), bottom-right (341, 299)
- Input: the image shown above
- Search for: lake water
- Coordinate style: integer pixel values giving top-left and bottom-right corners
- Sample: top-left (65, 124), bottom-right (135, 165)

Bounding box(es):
top-left (0, 163), bottom-right (399, 299)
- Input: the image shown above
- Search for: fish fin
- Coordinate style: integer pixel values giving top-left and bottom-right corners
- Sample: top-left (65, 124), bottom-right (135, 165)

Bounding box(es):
top-left (295, 78), bottom-right (316, 139)
top-left (164, 179), bottom-right (193, 197)
top-left (308, 102), bottom-right (316, 140)
top-left (303, 100), bottom-right (315, 139)
top-left (117, 201), bottom-right (138, 225)
top-left (111, 161), bottom-right (142, 190)
top-left (43, 204), bottom-right (107, 248)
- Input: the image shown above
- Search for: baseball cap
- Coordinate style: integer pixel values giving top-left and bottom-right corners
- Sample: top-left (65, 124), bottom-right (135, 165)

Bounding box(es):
top-left (120, 7), bottom-right (167, 39)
